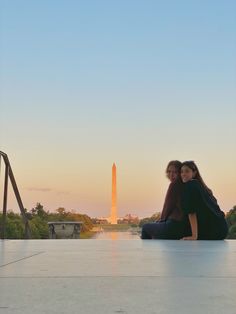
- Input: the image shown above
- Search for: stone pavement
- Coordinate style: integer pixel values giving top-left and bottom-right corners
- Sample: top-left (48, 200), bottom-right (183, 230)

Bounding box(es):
top-left (0, 239), bottom-right (235, 314)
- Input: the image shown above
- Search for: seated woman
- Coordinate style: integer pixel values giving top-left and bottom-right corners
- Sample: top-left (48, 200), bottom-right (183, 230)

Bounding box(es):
top-left (180, 161), bottom-right (228, 240)
top-left (141, 160), bottom-right (187, 239)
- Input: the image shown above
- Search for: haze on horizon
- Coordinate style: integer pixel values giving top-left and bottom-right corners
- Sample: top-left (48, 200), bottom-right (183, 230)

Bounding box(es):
top-left (0, 1), bottom-right (235, 218)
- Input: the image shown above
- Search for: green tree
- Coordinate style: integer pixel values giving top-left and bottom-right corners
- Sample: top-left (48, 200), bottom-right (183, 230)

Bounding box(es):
top-left (226, 206), bottom-right (236, 239)
top-left (55, 207), bottom-right (68, 220)
top-left (226, 206), bottom-right (236, 226)
top-left (0, 212), bottom-right (25, 239)
top-left (30, 216), bottom-right (49, 239)
top-left (228, 225), bottom-right (236, 239)
top-left (1, 204), bottom-right (94, 239)
top-left (31, 203), bottom-right (48, 219)
top-left (28, 203), bottom-right (49, 238)
top-left (139, 212), bottom-right (161, 227)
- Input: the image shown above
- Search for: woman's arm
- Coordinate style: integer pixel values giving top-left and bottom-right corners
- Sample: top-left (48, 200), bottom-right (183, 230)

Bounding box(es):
top-left (182, 213), bottom-right (198, 240)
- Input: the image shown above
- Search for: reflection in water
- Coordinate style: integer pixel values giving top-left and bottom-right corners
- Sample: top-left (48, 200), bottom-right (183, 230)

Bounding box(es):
top-left (95, 231), bottom-right (140, 240)
top-left (111, 232), bottom-right (118, 240)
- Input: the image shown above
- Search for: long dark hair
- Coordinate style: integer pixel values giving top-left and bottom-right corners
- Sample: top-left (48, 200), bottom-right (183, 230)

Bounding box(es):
top-left (181, 161), bottom-right (213, 195)
top-left (166, 160), bottom-right (182, 175)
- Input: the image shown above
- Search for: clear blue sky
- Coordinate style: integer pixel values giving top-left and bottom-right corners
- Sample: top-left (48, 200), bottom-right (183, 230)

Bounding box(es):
top-left (0, 0), bottom-right (236, 217)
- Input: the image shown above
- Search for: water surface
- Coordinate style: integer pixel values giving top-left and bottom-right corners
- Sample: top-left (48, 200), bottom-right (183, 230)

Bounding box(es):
top-left (95, 231), bottom-right (140, 240)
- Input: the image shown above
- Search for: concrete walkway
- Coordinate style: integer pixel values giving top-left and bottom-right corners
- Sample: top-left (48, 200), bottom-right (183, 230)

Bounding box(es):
top-left (0, 239), bottom-right (235, 314)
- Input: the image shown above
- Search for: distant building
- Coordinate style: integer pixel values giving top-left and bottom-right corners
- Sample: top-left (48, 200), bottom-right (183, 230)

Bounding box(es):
top-left (48, 221), bottom-right (83, 239)
top-left (93, 214), bottom-right (140, 225)
top-left (92, 217), bottom-right (109, 224)
top-left (118, 214), bottom-right (140, 225)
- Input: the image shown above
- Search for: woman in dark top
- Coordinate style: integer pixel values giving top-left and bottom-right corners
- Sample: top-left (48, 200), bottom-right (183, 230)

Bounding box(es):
top-left (181, 161), bottom-right (228, 240)
top-left (141, 160), bottom-right (187, 239)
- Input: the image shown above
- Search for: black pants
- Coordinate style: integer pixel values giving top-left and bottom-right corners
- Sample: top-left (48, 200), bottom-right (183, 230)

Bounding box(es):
top-left (199, 217), bottom-right (229, 240)
top-left (141, 219), bottom-right (186, 240)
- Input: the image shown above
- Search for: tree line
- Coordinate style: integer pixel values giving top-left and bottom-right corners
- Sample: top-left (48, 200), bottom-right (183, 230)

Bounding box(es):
top-left (225, 205), bottom-right (236, 238)
top-left (0, 203), bottom-right (93, 239)
top-left (1, 204), bottom-right (236, 239)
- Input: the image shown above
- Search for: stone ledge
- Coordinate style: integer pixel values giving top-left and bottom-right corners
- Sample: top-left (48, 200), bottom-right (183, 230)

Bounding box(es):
top-left (0, 239), bottom-right (235, 314)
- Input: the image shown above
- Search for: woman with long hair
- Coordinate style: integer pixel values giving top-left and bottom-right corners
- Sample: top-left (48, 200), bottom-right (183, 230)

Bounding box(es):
top-left (180, 161), bottom-right (228, 240)
top-left (141, 160), bottom-right (187, 239)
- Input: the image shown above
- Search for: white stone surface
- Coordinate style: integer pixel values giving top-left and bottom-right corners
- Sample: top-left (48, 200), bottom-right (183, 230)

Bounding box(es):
top-left (0, 239), bottom-right (235, 314)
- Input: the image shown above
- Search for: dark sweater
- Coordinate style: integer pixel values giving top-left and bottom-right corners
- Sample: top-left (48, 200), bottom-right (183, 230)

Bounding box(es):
top-left (160, 179), bottom-right (184, 221)
top-left (181, 179), bottom-right (228, 239)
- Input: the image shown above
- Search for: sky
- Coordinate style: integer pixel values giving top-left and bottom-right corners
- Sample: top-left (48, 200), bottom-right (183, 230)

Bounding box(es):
top-left (0, 0), bottom-right (236, 218)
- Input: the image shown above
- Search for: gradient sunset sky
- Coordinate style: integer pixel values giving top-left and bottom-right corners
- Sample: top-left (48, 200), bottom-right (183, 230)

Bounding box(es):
top-left (0, 0), bottom-right (235, 217)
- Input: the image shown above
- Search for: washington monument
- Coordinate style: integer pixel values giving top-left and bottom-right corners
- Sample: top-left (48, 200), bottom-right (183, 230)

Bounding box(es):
top-left (110, 163), bottom-right (118, 224)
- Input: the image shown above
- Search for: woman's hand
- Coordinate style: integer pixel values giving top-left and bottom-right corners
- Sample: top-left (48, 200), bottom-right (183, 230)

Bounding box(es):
top-left (181, 236), bottom-right (197, 240)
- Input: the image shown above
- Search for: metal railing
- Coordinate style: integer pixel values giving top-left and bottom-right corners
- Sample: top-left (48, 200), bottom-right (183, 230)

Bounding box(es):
top-left (0, 151), bottom-right (31, 239)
